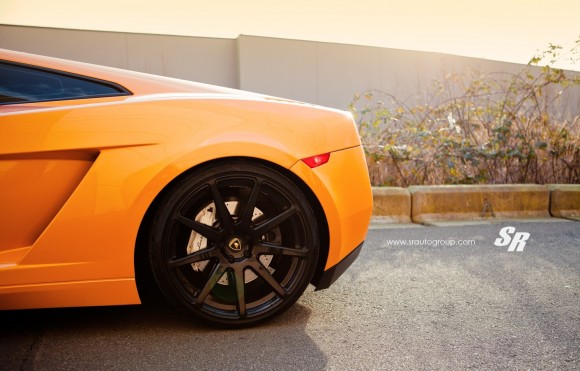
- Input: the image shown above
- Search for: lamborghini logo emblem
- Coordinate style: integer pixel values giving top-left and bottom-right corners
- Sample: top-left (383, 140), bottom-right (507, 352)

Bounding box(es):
top-left (228, 237), bottom-right (242, 251)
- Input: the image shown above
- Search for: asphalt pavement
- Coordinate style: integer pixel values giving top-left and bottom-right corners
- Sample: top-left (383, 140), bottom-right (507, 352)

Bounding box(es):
top-left (1, 218), bottom-right (578, 370)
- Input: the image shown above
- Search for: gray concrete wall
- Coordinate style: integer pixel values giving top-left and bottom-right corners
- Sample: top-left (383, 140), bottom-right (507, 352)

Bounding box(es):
top-left (0, 25), bottom-right (238, 88)
top-left (1, 25), bottom-right (578, 115)
top-left (237, 35), bottom-right (528, 109)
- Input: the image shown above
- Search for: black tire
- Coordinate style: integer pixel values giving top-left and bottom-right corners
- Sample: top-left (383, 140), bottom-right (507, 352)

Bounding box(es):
top-left (148, 161), bottom-right (319, 327)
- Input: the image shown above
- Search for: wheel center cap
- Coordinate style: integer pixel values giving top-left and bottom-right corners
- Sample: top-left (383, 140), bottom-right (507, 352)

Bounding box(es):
top-left (228, 237), bottom-right (243, 252)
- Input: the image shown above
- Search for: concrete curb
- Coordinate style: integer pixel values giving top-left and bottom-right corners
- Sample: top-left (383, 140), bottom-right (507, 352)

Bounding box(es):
top-left (371, 184), bottom-right (580, 224)
top-left (408, 185), bottom-right (550, 223)
top-left (549, 184), bottom-right (580, 219)
top-left (371, 187), bottom-right (411, 223)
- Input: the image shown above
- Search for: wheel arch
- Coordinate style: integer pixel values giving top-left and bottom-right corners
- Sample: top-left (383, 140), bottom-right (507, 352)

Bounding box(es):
top-left (134, 156), bottom-right (330, 301)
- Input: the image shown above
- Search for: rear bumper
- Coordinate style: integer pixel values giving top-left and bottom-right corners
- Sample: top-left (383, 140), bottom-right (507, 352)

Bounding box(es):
top-left (289, 144), bottom-right (372, 290)
top-left (313, 241), bottom-right (364, 290)
top-left (289, 145), bottom-right (373, 269)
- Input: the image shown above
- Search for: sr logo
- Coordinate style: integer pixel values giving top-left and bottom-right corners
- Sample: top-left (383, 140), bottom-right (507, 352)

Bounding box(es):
top-left (494, 226), bottom-right (530, 252)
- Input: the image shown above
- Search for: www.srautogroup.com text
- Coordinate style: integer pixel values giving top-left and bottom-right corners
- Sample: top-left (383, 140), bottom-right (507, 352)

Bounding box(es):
top-left (383, 239), bottom-right (476, 247)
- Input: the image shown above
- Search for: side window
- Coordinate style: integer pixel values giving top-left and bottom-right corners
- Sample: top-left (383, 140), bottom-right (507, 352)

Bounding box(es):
top-left (0, 61), bottom-right (130, 105)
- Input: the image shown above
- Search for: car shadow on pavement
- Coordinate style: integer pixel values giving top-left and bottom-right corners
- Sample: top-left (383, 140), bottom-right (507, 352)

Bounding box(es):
top-left (0, 300), bottom-right (327, 370)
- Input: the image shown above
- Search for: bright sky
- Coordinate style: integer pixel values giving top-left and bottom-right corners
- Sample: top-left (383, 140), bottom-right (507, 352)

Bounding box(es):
top-left (1, 0), bottom-right (578, 70)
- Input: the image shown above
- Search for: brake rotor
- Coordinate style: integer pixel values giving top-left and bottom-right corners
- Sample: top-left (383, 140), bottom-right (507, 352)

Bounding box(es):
top-left (186, 201), bottom-right (278, 285)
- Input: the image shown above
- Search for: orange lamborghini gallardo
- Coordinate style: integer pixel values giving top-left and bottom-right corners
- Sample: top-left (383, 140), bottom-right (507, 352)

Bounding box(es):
top-left (0, 49), bottom-right (372, 326)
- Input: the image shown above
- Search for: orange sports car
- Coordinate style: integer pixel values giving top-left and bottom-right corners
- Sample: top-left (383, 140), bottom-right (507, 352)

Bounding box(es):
top-left (0, 49), bottom-right (372, 326)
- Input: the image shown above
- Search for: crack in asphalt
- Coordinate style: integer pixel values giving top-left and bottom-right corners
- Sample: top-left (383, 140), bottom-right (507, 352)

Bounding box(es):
top-left (19, 322), bottom-right (44, 371)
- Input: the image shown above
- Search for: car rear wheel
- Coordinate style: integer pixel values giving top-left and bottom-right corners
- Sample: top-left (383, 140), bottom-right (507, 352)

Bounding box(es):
top-left (149, 161), bottom-right (319, 326)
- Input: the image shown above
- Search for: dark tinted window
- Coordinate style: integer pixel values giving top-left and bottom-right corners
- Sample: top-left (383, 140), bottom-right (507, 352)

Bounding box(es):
top-left (0, 61), bottom-right (130, 105)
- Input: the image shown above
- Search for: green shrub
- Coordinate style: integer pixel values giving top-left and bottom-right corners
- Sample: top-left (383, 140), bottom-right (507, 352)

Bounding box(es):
top-left (350, 43), bottom-right (580, 186)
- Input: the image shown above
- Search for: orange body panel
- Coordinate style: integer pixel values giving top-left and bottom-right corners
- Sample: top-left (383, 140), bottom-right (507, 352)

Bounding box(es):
top-left (290, 146), bottom-right (372, 269)
top-left (0, 49), bottom-right (372, 310)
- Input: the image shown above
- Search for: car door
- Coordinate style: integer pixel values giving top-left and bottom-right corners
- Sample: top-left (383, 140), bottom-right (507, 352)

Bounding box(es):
top-left (0, 60), bottom-right (131, 265)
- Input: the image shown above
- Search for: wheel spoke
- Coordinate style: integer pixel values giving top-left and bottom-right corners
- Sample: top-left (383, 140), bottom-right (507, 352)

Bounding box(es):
top-left (251, 206), bottom-right (297, 238)
top-left (233, 268), bottom-right (246, 318)
top-left (250, 261), bottom-right (287, 298)
top-left (254, 242), bottom-right (308, 258)
top-left (174, 214), bottom-right (220, 241)
top-left (194, 263), bottom-right (227, 307)
top-left (239, 179), bottom-right (262, 229)
top-left (167, 247), bottom-right (216, 268)
top-left (209, 181), bottom-right (233, 229)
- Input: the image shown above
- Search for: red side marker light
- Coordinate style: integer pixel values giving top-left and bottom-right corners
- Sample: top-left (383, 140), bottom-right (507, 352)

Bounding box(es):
top-left (301, 153), bottom-right (330, 168)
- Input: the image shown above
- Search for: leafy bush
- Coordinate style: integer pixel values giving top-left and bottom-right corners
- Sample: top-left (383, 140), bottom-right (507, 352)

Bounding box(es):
top-left (350, 43), bottom-right (580, 186)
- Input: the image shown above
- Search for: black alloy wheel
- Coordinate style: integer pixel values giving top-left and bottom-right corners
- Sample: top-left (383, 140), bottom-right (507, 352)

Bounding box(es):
top-left (149, 161), bottom-right (319, 326)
